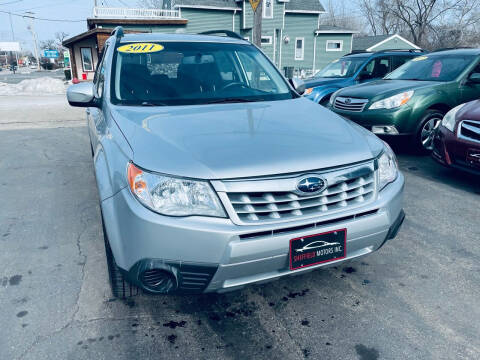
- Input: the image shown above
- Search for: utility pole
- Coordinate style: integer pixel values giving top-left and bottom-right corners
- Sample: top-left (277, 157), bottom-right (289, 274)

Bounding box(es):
top-left (252, 0), bottom-right (263, 47)
top-left (9, 13), bottom-right (19, 66)
top-left (24, 12), bottom-right (41, 71)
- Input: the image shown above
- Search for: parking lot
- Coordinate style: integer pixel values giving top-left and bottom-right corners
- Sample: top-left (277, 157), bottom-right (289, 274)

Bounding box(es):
top-left (0, 93), bottom-right (479, 360)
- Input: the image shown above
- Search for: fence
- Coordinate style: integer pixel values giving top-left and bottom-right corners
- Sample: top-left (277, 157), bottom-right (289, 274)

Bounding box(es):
top-left (93, 7), bottom-right (181, 19)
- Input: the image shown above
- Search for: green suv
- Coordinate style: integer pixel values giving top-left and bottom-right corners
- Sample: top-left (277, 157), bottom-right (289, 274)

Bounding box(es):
top-left (329, 49), bottom-right (480, 151)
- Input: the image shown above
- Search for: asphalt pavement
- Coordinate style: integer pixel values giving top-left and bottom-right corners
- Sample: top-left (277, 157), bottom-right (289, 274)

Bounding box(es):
top-left (0, 94), bottom-right (479, 360)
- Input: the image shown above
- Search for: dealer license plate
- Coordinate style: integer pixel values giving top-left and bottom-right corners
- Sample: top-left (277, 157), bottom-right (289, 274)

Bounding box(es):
top-left (289, 229), bottom-right (346, 271)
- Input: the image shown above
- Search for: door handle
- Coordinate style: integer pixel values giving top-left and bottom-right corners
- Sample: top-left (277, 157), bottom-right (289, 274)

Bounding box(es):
top-left (86, 109), bottom-right (91, 115)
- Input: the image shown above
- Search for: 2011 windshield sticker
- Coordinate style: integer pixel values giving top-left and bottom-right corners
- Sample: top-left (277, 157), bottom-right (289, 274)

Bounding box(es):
top-left (412, 56), bottom-right (428, 61)
top-left (117, 43), bottom-right (164, 54)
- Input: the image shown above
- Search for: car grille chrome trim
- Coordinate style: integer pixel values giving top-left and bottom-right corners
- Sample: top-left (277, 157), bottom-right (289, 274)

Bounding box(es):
top-left (215, 161), bottom-right (377, 225)
top-left (334, 97), bottom-right (369, 112)
top-left (458, 120), bottom-right (480, 143)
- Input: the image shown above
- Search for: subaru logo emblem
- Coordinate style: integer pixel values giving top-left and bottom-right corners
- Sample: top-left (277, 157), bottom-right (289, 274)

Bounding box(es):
top-left (345, 98), bottom-right (352, 104)
top-left (296, 176), bottom-right (327, 194)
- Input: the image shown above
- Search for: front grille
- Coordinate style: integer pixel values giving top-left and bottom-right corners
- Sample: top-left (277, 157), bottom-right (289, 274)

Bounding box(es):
top-left (239, 209), bottom-right (379, 240)
top-left (220, 162), bottom-right (377, 225)
top-left (334, 97), bottom-right (369, 112)
top-left (459, 120), bottom-right (480, 143)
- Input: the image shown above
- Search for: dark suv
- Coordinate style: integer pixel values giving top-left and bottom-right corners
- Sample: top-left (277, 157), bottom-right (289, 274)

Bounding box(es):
top-left (304, 50), bottom-right (423, 105)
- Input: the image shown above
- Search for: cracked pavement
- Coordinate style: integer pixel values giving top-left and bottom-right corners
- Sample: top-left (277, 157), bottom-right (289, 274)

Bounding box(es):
top-left (0, 95), bottom-right (479, 360)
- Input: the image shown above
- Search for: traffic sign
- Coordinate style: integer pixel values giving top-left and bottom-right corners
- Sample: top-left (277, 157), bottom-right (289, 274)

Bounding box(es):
top-left (249, 0), bottom-right (261, 12)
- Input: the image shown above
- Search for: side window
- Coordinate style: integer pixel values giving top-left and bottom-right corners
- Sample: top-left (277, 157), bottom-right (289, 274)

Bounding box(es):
top-left (94, 44), bottom-right (108, 97)
top-left (360, 56), bottom-right (390, 80)
top-left (392, 56), bottom-right (413, 70)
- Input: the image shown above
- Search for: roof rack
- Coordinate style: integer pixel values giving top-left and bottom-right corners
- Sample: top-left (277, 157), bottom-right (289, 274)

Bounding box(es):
top-left (344, 48), bottom-right (425, 56)
top-left (432, 47), bottom-right (474, 52)
top-left (199, 30), bottom-right (244, 40)
top-left (111, 26), bottom-right (124, 39)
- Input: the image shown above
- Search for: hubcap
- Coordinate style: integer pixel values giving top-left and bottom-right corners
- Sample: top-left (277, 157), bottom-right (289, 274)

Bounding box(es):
top-left (420, 117), bottom-right (441, 150)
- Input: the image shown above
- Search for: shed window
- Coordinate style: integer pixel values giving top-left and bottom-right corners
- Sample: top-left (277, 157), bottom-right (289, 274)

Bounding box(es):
top-left (263, 0), bottom-right (273, 18)
top-left (326, 40), bottom-right (343, 52)
top-left (80, 47), bottom-right (94, 72)
top-left (295, 38), bottom-right (304, 60)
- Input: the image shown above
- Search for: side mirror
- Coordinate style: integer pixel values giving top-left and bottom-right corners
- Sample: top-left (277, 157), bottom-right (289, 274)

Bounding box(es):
top-left (67, 82), bottom-right (98, 107)
top-left (468, 73), bottom-right (480, 84)
top-left (289, 78), bottom-right (305, 95)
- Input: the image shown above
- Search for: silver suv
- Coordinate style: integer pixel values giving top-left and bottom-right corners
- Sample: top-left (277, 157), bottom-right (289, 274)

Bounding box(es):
top-left (67, 28), bottom-right (405, 297)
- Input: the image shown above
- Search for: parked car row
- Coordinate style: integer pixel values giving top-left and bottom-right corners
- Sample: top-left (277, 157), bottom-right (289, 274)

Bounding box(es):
top-left (304, 48), bottom-right (480, 174)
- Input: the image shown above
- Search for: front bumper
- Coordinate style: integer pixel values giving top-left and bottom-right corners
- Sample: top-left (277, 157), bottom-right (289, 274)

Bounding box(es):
top-left (101, 173), bottom-right (405, 294)
top-left (331, 105), bottom-right (415, 135)
top-left (432, 126), bottom-right (480, 175)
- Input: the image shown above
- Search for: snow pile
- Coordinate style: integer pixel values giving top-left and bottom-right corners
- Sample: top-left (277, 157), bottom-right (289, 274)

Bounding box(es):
top-left (0, 77), bottom-right (66, 96)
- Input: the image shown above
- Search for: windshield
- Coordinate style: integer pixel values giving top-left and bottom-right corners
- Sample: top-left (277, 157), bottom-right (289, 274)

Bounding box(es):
top-left (315, 58), bottom-right (367, 78)
top-left (385, 55), bottom-right (476, 82)
top-left (111, 42), bottom-right (294, 106)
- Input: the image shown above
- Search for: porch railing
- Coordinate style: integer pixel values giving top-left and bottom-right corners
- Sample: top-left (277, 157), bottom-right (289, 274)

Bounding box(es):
top-left (93, 7), bottom-right (181, 19)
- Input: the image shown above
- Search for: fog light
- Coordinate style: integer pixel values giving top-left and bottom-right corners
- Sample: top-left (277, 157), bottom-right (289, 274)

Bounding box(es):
top-left (140, 269), bottom-right (177, 294)
top-left (372, 125), bottom-right (399, 135)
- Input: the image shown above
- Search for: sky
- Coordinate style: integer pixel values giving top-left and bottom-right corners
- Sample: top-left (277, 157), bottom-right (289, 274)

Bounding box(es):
top-left (0, 0), bottom-right (357, 53)
top-left (0, 0), bottom-right (130, 53)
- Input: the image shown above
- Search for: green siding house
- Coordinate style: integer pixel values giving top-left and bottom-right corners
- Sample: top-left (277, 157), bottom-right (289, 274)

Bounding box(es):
top-left (64, 0), bottom-right (357, 79)
top-left (170, 0), bottom-right (357, 76)
top-left (352, 34), bottom-right (421, 52)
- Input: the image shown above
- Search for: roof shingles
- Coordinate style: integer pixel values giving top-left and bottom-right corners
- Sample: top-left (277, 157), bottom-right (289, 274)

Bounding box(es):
top-left (286, 0), bottom-right (325, 12)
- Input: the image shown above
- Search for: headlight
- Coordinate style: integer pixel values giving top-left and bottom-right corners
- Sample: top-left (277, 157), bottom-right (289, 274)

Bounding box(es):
top-left (329, 89), bottom-right (342, 105)
top-left (127, 163), bottom-right (226, 217)
top-left (441, 103), bottom-right (465, 132)
top-left (369, 91), bottom-right (414, 110)
top-left (378, 142), bottom-right (398, 190)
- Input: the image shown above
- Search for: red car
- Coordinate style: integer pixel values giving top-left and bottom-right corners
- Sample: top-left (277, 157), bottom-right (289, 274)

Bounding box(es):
top-left (432, 100), bottom-right (480, 174)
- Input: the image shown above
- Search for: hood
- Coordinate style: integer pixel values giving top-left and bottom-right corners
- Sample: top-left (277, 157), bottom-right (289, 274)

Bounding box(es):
top-left (338, 79), bottom-right (441, 99)
top-left (304, 77), bottom-right (349, 89)
top-left (458, 99), bottom-right (480, 122)
top-left (111, 98), bottom-right (383, 179)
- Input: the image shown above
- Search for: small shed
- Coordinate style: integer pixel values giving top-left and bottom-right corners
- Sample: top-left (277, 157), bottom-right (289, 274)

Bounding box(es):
top-left (352, 34), bottom-right (420, 52)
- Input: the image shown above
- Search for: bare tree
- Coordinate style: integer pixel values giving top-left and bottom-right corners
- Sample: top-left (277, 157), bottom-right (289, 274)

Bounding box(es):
top-left (55, 31), bottom-right (69, 46)
top-left (358, 0), bottom-right (404, 35)
top-left (358, 0), bottom-right (480, 49)
top-left (320, 0), bottom-right (364, 32)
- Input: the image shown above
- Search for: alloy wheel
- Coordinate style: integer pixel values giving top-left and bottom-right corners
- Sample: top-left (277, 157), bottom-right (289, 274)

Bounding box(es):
top-left (420, 117), bottom-right (441, 151)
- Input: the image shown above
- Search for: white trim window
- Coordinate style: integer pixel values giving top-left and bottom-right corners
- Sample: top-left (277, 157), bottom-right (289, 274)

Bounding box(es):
top-left (326, 40), bottom-right (343, 52)
top-left (263, 0), bottom-right (273, 18)
top-left (261, 36), bottom-right (273, 45)
top-left (295, 37), bottom-right (304, 61)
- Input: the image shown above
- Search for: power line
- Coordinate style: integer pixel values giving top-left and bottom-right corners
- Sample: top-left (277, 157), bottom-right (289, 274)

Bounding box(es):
top-left (0, 9), bottom-right (85, 22)
top-left (0, 0), bottom-right (24, 6)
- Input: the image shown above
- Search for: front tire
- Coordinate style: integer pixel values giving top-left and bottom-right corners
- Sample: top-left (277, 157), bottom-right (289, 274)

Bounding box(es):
top-left (414, 110), bottom-right (443, 153)
top-left (101, 212), bottom-right (139, 298)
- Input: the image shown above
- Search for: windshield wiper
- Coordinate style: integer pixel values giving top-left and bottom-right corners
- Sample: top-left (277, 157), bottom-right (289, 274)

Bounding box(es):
top-left (205, 98), bottom-right (264, 104)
